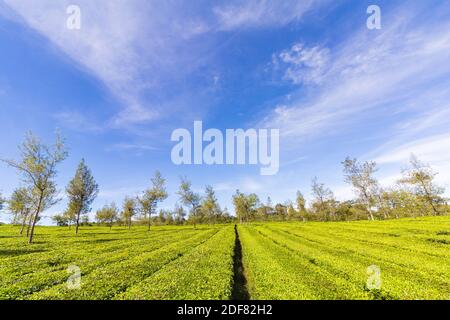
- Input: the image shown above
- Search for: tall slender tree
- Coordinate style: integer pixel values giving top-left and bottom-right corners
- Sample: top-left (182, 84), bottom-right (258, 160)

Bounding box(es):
top-left (2, 132), bottom-right (67, 243)
top-left (121, 197), bottom-right (137, 229)
top-left (138, 171), bottom-right (168, 231)
top-left (201, 185), bottom-right (221, 224)
top-left (174, 204), bottom-right (186, 225)
top-left (296, 191), bottom-right (308, 221)
top-left (66, 159), bottom-right (99, 235)
top-left (177, 177), bottom-right (201, 229)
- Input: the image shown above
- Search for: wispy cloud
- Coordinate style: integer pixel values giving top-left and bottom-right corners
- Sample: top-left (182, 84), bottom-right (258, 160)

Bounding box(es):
top-left (98, 186), bottom-right (143, 201)
top-left (2, 0), bottom-right (215, 127)
top-left (53, 111), bottom-right (104, 133)
top-left (214, 0), bottom-right (321, 30)
top-left (374, 133), bottom-right (450, 166)
top-left (2, 0), bottom-right (326, 131)
top-left (370, 132), bottom-right (450, 192)
top-left (261, 4), bottom-right (450, 144)
top-left (4, 1), bottom-right (153, 125)
top-left (272, 43), bottom-right (330, 85)
top-left (105, 143), bottom-right (159, 153)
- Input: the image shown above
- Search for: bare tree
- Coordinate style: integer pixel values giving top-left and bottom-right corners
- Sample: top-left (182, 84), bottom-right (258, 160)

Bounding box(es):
top-left (399, 154), bottom-right (445, 216)
top-left (311, 177), bottom-right (335, 220)
top-left (66, 159), bottom-right (99, 235)
top-left (342, 157), bottom-right (379, 220)
top-left (2, 132), bottom-right (67, 243)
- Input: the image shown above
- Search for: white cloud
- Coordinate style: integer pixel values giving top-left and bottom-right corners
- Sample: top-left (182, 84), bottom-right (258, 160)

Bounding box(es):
top-left (2, 0), bottom-right (212, 127)
top-left (261, 6), bottom-right (450, 144)
top-left (371, 133), bottom-right (450, 190)
top-left (374, 133), bottom-right (450, 166)
top-left (214, 0), bottom-right (320, 30)
top-left (273, 43), bottom-right (330, 85)
top-left (2, 1), bottom-right (326, 130)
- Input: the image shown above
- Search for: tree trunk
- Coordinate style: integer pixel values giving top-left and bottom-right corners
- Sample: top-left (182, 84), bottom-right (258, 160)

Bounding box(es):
top-left (20, 213), bottom-right (27, 235)
top-left (419, 180), bottom-right (440, 216)
top-left (28, 211), bottom-right (39, 244)
top-left (26, 215), bottom-right (32, 237)
top-left (429, 199), bottom-right (440, 216)
top-left (75, 211), bottom-right (81, 235)
top-left (193, 206), bottom-right (197, 229)
top-left (28, 193), bottom-right (43, 244)
top-left (148, 213), bottom-right (151, 231)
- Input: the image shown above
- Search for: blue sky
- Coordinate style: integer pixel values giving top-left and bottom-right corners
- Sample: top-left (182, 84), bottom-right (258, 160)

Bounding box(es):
top-left (1, 0), bottom-right (450, 223)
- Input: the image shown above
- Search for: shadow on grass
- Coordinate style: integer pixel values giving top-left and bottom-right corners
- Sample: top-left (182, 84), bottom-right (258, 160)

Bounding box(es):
top-left (88, 238), bottom-right (119, 244)
top-left (0, 249), bottom-right (47, 257)
top-left (231, 224), bottom-right (250, 300)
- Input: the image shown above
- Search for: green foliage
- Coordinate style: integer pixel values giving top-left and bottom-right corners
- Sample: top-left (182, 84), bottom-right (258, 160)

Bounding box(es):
top-left (177, 177), bottom-right (201, 227)
top-left (232, 190), bottom-right (259, 223)
top-left (199, 185), bottom-right (223, 224)
top-left (66, 159), bottom-right (99, 234)
top-left (1, 131), bottom-right (67, 243)
top-left (121, 197), bottom-right (137, 229)
top-left (95, 203), bottom-right (119, 229)
top-left (52, 213), bottom-right (70, 227)
top-left (7, 187), bottom-right (32, 225)
top-left (138, 171), bottom-right (168, 230)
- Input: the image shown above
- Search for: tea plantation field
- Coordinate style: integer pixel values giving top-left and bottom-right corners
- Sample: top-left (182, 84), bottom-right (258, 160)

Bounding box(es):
top-left (0, 217), bottom-right (449, 300)
top-left (0, 225), bottom-right (235, 300)
top-left (239, 217), bottom-right (450, 300)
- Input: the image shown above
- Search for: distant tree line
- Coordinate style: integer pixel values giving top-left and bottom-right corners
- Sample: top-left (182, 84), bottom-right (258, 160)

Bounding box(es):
top-left (83, 173), bottom-right (233, 230)
top-left (1, 132), bottom-right (448, 243)
top-left (232, 156), bottom-right (449, 223)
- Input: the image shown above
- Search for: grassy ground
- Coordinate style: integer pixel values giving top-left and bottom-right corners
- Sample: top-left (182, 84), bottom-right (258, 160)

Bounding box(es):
top-left (0, 217), bottom-right (449, 300)
top-left (0, 224), bottom-right (234, 300)
top-left (239, 216), bottom-right (450, 300)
